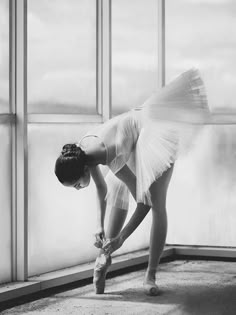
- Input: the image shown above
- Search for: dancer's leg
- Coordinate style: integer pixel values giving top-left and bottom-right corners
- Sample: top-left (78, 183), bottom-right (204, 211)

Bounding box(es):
top-left (143, 165), bottom-right (174, 295)
top-left (94, 205), bottom-right (128, 293)
top-left (106, 206), bottom-right (128, 238)
top-left (94, 173), bottom-right (129, 294)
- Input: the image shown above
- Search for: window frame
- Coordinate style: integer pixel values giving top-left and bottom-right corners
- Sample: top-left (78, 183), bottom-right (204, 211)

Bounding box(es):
top-left (2, 0), bottom-right (236, 284)
top-left (8, 0), bottom-right (113, 282)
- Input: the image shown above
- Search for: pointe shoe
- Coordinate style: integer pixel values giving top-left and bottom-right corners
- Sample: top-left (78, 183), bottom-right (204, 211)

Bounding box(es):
top-left (143, 280), bottom-right (159, 296)
top-left (93, 254), bottom-right (112, 294)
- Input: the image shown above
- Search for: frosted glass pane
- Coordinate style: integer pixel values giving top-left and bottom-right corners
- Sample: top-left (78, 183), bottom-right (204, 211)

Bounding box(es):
top-left (166, 0), bottom-right (236, 112)
top-left (28, 124), bottom-right (151, 276)
top-left (112, 0), bottom-right (158, 115)
top-left (27, 0), bottom-right (97, 114)
top-left (0, 0), bottom-right (9, 113)
top-left (0, 125), bottom-right (11, 283)
top-left (167, 125), bottom-right (236, 246)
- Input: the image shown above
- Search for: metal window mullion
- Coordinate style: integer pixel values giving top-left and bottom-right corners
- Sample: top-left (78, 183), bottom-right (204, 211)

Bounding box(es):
top-left (96, 0), bottom-right (102, 115)
top-left (27, 114), bottom-right (103, 124)
top-left (9, 0), bottom-right (16, 282)
top-left (13, 0), bottom-right (28, 281)
top-left (101, 0), bottom-right (111, 121)
top-left (158, 0), bottom-right (165, 88)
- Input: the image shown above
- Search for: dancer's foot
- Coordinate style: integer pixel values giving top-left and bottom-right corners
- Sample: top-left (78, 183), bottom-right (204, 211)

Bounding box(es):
top-left (93, 253), bottom-right (112, 294)
top-left (143, 272), bottom-right (159, 296)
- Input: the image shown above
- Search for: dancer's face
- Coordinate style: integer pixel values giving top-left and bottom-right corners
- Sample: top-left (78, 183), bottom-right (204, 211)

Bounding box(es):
top-left (63, 166), bottom-right (91, 190)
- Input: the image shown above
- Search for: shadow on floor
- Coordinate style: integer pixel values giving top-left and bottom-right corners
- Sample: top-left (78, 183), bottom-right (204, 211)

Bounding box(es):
top-left (1, 260), bottom-right (236, 315)
top-left (71, 282), bottom-right (236, 315)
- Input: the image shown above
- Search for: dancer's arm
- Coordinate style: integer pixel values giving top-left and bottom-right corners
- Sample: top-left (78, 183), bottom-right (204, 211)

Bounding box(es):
top-left (115, 164), bottom-right (136, 200)
top-left (90, 166), bottom-right (107, 245)
top-left (103, 165), bottom-right (150, 254)
top-left (119, 202), bottom-right (150, 243)
top-left (116, 166), bottom-right (151, 239)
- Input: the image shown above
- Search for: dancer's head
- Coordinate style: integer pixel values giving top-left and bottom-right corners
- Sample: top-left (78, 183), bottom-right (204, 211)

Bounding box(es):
top-left (55, 143), bottom-right (90, 189)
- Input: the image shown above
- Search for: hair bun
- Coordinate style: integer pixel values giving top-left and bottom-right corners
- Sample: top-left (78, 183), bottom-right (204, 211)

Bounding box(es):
top-left (61, 143), bottom-right (80, 157)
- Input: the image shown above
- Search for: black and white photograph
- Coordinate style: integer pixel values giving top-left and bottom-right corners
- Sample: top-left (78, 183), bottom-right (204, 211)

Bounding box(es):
top-left (0, 0), bottom-right (235, 314)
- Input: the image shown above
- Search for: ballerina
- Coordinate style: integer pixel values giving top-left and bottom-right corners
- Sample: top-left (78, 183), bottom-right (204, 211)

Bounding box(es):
top-left (55, 68), bottom-right (210, 296)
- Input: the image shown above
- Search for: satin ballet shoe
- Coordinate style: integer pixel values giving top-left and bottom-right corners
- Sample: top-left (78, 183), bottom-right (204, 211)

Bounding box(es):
top-left (93, 254), bottom-right (112, 294)
top-left (143, 280), bottom-right (160, 296)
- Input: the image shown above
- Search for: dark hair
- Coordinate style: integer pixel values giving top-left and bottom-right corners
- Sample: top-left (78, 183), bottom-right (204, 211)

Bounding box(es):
top-left (54, 144), bottom-right (87, 184)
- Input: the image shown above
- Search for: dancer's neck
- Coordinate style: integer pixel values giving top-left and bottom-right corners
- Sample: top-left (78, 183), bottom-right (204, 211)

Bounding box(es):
top-left (85, 144), bottom-right (107, 166)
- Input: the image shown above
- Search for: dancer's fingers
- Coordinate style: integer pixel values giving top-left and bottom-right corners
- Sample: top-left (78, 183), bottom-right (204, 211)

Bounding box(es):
top-left (102, 244), bottom-right (110, 253)
top-left (102, 239), bottom-right (114, 254)
top-left (102, 240), bottom-right (110, 249)
top-left (94, 234), bottom-right (103, 248)
top-left (96, 233), bottom-right (102, 242)
top-left (94, 228), bottom-right (105, 246)
top-left (94, 240), bottom-right (103, 248)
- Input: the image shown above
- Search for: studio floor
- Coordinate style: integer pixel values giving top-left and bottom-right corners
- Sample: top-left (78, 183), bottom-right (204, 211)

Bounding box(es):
top-left (1, 260), bottom-right (236, 315)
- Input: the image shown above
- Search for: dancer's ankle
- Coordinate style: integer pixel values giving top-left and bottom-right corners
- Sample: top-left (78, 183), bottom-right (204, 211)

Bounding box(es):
top-left (145, 268), bottom-right (156, 281)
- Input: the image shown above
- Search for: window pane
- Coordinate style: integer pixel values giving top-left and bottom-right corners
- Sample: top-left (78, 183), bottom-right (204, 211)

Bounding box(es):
top-left (112, 0), bottom-right (158, 115)
top-left (28, 0), bottom-right (97, 114)
top-left (0, 0), bottom-right (9, 113)
top-left (166, 0), bottom-right (236, 112)
top-left (0, 125), bottom-right (11, 283)
top-left (167, 125), bottom-right (236, 246)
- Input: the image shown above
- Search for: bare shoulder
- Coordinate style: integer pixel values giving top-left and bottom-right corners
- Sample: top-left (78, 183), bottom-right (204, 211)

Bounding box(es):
top-left (90, 165), bottom-right (102, 179)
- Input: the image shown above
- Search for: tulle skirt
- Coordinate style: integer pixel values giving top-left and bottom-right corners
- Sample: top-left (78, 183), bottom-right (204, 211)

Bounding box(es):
top-left (133, 68), bottom-right (210, 205)
top-left (102, 68), bottom-right (210, 207)
top-left (110, 68), bottom-right (210, 206)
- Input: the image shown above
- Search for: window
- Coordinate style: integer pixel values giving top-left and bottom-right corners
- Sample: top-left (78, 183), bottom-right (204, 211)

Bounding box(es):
top-left (27, 0), bottom-right (97, 114)
top-left (112, 0), bottom-right (158, 115)
top-left (0, 0), bottom-right (9, 113)
top-left (0, 125), bottom-right (11, 284)
top-left (166, 0), bottom-right (236, 112)
top-left (0, 0), bottom-right (11, 285)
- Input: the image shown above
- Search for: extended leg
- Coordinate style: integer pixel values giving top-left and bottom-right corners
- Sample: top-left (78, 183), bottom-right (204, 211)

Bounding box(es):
top-left (144, 165), bottom-right (174, 295)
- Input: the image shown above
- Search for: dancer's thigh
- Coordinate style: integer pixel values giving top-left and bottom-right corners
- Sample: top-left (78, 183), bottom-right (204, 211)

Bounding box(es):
top-left (149, 164), bottom-right (174, 207)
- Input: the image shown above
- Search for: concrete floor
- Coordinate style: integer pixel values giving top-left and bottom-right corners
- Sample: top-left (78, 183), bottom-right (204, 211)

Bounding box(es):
top-left (1, 260), bottom-right (236, 315)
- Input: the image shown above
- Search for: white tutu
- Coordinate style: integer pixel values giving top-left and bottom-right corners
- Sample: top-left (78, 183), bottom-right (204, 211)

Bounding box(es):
top-left (81, 68), bottom-right (210, 207)
top-left (112, 68), bottom-right (210, 205)
top-left (140, 68), bottom-right (210, 124)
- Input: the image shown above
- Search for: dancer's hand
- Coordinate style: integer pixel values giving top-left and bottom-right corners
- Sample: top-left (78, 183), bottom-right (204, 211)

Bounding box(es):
top-left (94, 227), bottom-right (105, 248)
top-left (102, 235), bottom-right (124, 255)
